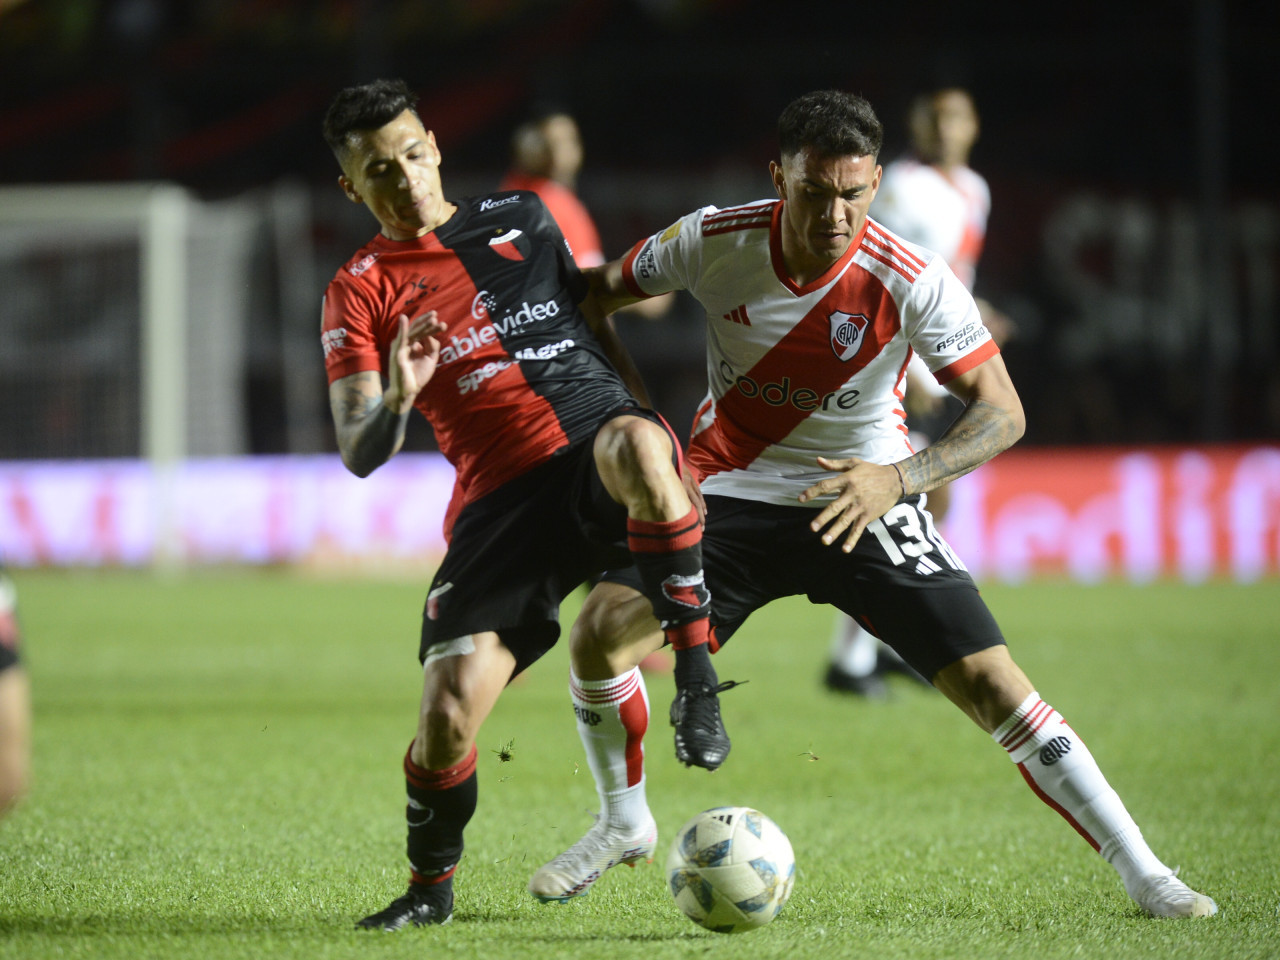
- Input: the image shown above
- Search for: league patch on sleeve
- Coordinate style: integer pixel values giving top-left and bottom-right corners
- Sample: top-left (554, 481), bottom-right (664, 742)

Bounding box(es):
top-left (634, 240), bottom-right (660, 281)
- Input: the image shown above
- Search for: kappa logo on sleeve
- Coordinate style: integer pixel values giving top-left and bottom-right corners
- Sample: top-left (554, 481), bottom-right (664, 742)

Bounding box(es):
top-left (347, 252), bottom-right (380, 277)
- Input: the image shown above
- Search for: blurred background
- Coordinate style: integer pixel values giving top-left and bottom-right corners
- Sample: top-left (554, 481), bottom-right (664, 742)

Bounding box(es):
top-left (1, 0), bottom-right (1277, 578)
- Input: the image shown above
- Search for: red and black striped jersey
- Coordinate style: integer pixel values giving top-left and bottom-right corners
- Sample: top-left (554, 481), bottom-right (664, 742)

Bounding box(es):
top-left (322, 191), bottom-right (634, 522)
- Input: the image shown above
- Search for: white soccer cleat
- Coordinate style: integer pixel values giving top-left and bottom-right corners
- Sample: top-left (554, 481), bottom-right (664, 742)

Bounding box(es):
top-left (529, 815), bottom-right (657, 902)
top-left (1130, 872), bottom-right (1218, 918)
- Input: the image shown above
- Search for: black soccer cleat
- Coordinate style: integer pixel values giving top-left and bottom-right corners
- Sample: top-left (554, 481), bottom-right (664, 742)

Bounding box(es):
top-left (355, 884), bottom-right (454, 931)
top-left (670, 680), bottom-right (744, 771)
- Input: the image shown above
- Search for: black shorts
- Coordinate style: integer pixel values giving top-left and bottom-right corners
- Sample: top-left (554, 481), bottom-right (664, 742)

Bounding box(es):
top-left (420, 407), bottom-right (678, 677)
top-left (603, 494), bottom-right (1005, 682)
top-left (0, 641), bottom-right (18, 673)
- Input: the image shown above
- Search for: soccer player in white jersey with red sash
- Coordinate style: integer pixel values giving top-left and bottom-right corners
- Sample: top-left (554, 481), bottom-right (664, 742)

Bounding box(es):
top-left (528, 89), bottom-right (1216, 920)
top-left (825, 87), bottom-right (1002, 696)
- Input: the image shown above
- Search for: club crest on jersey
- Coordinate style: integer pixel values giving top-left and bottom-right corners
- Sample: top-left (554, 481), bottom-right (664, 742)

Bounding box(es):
top-left (489, 228), bottom-right (525, 262)
top-left (829, 311), bottom-right (870, 361)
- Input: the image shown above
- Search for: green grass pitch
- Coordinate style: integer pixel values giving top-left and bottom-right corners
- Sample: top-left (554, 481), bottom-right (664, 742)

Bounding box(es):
top-left (2, 569), bottom-right (1278, 960)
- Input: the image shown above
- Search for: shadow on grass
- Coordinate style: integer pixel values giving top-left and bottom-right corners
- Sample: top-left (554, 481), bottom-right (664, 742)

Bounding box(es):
top-left (513, 932), bottom-right (707, 943)
top-left (448, 906), bottom-right (698, 941)
top-left (0, 913), bottom-right (338, 937)
top-left (0, 911), bottom-right (702, 942)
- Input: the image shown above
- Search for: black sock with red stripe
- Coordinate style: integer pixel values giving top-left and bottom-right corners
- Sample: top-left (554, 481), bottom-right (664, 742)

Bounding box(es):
top-left (403, 742), bottom-right (477, 895)
top-left (627, 508), bottom-right (716, 689)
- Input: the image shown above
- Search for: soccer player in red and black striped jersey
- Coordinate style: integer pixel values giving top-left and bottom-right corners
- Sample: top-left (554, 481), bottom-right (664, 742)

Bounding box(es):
top-left (534, 90), bottom-right (1217, 920)
top-left (319, 79), bottom-right (727, 931)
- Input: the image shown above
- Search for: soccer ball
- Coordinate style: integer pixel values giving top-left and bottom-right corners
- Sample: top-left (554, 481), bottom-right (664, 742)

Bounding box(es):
top-left (666, 806), bottom-right (796, 933)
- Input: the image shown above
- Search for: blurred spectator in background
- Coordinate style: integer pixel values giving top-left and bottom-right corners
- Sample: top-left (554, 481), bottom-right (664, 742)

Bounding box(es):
top-left (499, 107), bottom-right (605, 267)
top-left (499, 106), bottom-right (675, 315)
top-left (0, 567), bottom-right (31, 818)
top-left (825, 86), bottom-right (1013, 697)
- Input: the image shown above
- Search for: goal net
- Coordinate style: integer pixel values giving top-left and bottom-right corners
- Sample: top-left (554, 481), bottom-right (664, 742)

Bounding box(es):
top-left (0, 184), bottom-right (266, 463)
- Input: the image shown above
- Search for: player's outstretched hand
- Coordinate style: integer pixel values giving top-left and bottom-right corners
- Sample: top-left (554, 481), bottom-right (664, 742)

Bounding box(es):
top-left (798, 456), bottom-right (903, 552)
top-left (385, 311), bottom-right (448, 413)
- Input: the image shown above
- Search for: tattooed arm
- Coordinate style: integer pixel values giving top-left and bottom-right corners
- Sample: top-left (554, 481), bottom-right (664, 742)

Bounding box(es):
top-left (329, 311), bottom-right (448, 478)
top-left (800, 353), bottom-right (1024, 552)
top-left (329, 371), bottom-right (411, 478)
top-left (896, 353), bottom-right (1025, 496)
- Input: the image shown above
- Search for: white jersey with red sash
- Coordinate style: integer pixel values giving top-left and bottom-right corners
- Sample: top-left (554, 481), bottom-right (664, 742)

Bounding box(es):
top-left (620, 200), bottom-right (998, 507)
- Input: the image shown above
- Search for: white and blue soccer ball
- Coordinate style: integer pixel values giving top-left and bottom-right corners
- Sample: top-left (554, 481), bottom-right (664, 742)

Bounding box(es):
top-left (666, 806), bottom-right (796, 933)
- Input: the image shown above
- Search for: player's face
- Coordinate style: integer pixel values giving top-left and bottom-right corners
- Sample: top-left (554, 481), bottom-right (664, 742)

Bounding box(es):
top-left (338, 109), bottom-right (449, 241)
top-left (540, 114), bottom-right (584, 184)
top-left (911, 90), bottom-right (979, 167)
top-left (772, 147), bottom-right (881, 278)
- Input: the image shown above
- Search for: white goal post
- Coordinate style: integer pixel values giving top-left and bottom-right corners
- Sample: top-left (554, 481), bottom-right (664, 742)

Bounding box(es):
top-left (2, 183), bottom-right (190, 468)
top-left (1, 184), bottom-right (192, 566)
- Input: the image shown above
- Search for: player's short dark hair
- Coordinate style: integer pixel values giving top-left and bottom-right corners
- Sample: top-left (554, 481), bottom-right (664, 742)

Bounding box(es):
top-left (778, 90), bottom-right (883, 162)
top-left (322, 78), bottom-right (421, 160)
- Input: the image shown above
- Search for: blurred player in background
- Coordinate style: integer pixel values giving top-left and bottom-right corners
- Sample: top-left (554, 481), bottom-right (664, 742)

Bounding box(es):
top-left (0, 566), bottom-right (31, 818)
top-left (825, 86), bottom-right (1013, 697)
top-left (499, 107), bottom-right (605, 268)
top-left (319, 78), bottom-right (726, 931)
top-left (530, 89), bottom-right (1216, 921)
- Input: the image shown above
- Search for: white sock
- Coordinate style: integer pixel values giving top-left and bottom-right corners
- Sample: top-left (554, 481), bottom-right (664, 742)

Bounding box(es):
top-left (993, 691), bottom-right (1171, 892)
top-left (570, 668), bottom-right (651, 832)
top-left (830, 615), bottom-right (879, 676)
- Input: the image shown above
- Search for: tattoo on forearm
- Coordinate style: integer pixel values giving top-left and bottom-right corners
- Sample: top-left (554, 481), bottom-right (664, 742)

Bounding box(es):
top-left (334, 379), bottom-right (410, 477)
top-left (899, 399), bottom-right (1019, 495)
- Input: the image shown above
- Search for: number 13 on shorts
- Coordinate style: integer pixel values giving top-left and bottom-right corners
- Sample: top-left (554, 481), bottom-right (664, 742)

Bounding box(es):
top-left (866, 501), bottom-right (966, 574)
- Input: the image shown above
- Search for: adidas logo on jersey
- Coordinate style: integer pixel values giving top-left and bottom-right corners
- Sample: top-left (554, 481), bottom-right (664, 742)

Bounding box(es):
top-left (723, 305), bottom-right (751, 326)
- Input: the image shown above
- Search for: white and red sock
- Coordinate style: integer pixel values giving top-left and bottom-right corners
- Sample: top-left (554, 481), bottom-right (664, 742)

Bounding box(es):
top-left (570, 667), bottom-right (651, 832)
top-left (993, 692), bottom-right (1171, 891)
